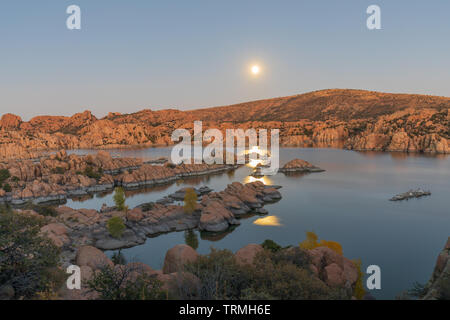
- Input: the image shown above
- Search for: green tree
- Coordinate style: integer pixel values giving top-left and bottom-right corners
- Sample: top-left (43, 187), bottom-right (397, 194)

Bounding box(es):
top-left (107, 216), bottom-right (125, 239)
top-left (0, 208), bottom-right (62, 299)
top-left (113, 187), bottom-right (127, 211)
top-left (183, 188), bottom-right (197, 214)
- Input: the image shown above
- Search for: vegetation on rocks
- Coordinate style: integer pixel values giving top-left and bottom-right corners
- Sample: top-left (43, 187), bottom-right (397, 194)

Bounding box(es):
top-left (181, 244), bottom-right (350, 300)
top-left (299, 231), bottom-right (343, 255)
top-left (183, 188), bottom-right (197, 214)
top-left (87, 265), bottom-right (165, 300)
top-left (107, 216), bottom-right (126, 239)
top-left (0, 207), bottom-right (63, 299)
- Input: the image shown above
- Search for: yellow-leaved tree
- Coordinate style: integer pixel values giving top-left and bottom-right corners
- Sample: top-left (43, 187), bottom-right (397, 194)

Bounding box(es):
top-left (299, 231), bottom-right (343, 255)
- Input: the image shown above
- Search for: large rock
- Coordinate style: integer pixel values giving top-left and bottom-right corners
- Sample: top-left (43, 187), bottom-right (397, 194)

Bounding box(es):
top-left (324, 263), bottom-right (346, 287)
top-left (163, 244), bottom-right (199, 274)
top-left (0, 113), bottom-right (22, 130)
top-left (75, 246), bottom-right (113, 270)
top-left (40, 223), bottom-right (70, 248)
top-left (280, 159), bottom-right (324, 173)
top-left (235, 244), bottom-right (263, 266)
top-left (422, 237), bottom-right (450, 299)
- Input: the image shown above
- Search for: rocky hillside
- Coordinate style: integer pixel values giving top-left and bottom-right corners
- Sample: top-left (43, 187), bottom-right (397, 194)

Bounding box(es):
top-left (1, 89), bottom-right (449, 159)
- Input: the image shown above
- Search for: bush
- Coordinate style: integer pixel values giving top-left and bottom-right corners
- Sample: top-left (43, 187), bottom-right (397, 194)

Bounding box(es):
top-left (107, 216), bottom-right (125, 239)
top-left (2, 183), bottom-right (12, 192)
top-left (183, 188), bottom-right (197, 214)
top-left (0, 169), bottom-right (10, 185)
top-left (261, 239), bottom-right (282, 252)
top-left (84, 166), bottom-right (103, 180)
top-left (184, 248), bottom-right (251, 300)
top-left (183, 246), bottom-right (346, 300)
top-left (88, 265), bottom-right (165, 300)
top-left (23, 203), bottom-right (57, 217)
top-left (0, 208), bottom-right (62, 299)
top-left (51, 167), bottom-right (66, 174)
top-left (140, 202), bottom-right (154, 212)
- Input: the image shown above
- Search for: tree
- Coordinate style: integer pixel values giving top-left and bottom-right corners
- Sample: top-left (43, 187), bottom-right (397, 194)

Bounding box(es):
top-left (0, 208), bottom-right (62, 299)
top-left (183, 188), bottom-right (197, 214)
top-left (107, 216), bottom-right (125, 239)
top-left (299, 231), bottom-right (343, 255)
top-left (352, 259), bottom-right (366, 300)
top-left (113, 187), bottom-right (126, 211)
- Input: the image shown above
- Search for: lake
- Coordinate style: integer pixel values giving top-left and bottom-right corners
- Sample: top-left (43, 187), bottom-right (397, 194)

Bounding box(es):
top-left (66, 147), bottom-right (450, 299)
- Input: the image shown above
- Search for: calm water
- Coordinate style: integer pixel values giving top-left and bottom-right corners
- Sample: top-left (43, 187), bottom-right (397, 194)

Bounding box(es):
top-left (66, 147), bottom-right (450, 299)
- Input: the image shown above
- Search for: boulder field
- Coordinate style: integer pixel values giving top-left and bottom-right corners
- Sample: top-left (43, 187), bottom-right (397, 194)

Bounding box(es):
top-left (35, 181), bottom-right (281, 264)
top-left (0, 150), bottom-right (239, 205)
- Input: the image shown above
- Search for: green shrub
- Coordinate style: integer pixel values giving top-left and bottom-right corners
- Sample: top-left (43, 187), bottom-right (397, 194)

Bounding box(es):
top-left (84, 166), bottom-right (103, 180)
top-left (23, 203), bottom-right (57, 217)
top-left (140, 202), bottom-right (154, 212)
top-left (261, 239), bottom-right (282, 252)
top-left (2, 183), bottom-right (12, 192)
top-left (182, 246), bottom-right (348, 300)
top-left (0, 208), bottom-right (61, 299)
top-left (107, 216), bottom-right (125, 239)
top-left (88, 265), bottom-right (164, 300)
top-left (0, 169), bottom-right (10, 184)
top-left (51, 167), bottom-right (66, 174)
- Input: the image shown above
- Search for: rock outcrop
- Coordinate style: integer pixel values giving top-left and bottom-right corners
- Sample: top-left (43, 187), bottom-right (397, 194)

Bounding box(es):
top-left (279, 158), bottom-right (325, 173)
top-left (0, 151), bottom-right (239, 205)
top-left (422, 237), bottom-right (450, 300)
top-left (235, 244), bottom-right (264, 266)
top-left (307, 247), bottom-right (358, 289)
top-left (1, 89), bottom-right (449, 161)
top-left (163, 244), bottom-right (199, 274)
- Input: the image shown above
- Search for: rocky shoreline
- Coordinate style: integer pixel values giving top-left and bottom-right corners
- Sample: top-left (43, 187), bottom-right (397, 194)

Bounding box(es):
top-left (33, 181), bottom-right (282, 265)
top-left (0, 150), bottom-right (240, 205)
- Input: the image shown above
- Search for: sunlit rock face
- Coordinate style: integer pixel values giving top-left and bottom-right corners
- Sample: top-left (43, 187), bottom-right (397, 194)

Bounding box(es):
top-left (1, 89), bottom-right (449, 161)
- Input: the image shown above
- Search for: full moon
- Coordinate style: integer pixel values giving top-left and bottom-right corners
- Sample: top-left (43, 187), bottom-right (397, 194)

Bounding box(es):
top-left (251, 65), bottom-right (260, 75)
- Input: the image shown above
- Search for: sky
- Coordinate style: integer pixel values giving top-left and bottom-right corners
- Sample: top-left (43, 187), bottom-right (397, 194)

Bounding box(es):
top-left (1, 0), bottom-right (450, 120)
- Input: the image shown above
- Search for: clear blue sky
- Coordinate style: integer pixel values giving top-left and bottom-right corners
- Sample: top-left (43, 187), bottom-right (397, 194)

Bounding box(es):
top-left (1, 0), bottom-right (450, 120)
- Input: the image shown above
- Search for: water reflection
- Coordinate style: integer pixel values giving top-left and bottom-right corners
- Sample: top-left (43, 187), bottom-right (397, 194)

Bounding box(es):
top-left (253, 215), bottom-right (282, 227)
top-left (244, 175), bottom-right (272, 185)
